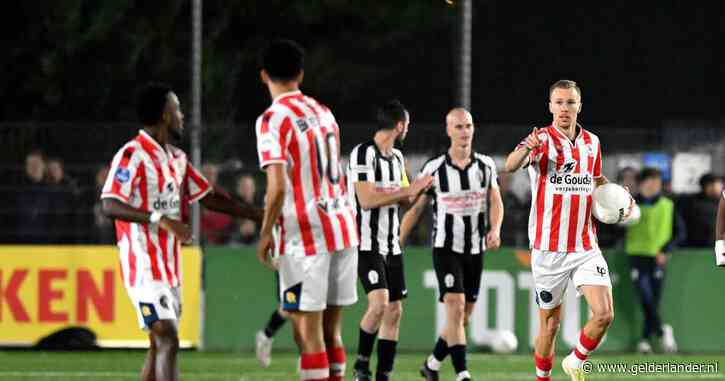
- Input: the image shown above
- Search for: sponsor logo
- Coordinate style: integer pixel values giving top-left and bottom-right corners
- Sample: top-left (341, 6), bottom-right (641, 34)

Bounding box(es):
top-left (159, 295), bottom-right (169, 310)
top-left (115, 168), bottom-right (130, 183)
top-left (548, 172), bottom-right (593, 195)
top-left (440, 190), bottom-right (487, 214)
top-left (285, 291), bottom-right (297, 304)
top-left (596, 266), bottom-right (607, 277)
top-left (560, 160), bottom-right (577, 174)
top-left (444, 274), bottom-right (455, 288)
top-left (368, 270), bottom-right (379, 285)
top-left (539, 290), bottom-right (553, 303)
top-left (153, 198), bottom-right (181, 211)
top-left (295, 116), bottom-right (319, 133)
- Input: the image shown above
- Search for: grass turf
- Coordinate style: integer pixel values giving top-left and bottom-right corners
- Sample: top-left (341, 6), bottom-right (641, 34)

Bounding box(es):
top-left (0, 350), bottom-right (723, 380)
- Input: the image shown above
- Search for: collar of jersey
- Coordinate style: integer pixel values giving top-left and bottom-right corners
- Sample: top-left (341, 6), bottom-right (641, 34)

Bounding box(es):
top-left (548, 123), bottom-right (584, 144)
top-left (372, 140), bottom-right (395, 162)
top-left (138, 130), bottom-right (166, 155)
top-left (273, 90), bottom-right (302, 104)
top-left (445, 150), bottom-right (476, 172)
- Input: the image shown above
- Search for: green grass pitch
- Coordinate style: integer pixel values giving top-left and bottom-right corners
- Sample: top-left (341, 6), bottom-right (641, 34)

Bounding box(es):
top-left (0, 350), bottom-right (723, 380)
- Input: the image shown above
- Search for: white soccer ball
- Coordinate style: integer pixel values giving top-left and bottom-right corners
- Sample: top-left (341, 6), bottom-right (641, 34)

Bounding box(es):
top-left (490, 330), bottom-right (518, 353)
top-left (592, 183), bottom-right (631, 224)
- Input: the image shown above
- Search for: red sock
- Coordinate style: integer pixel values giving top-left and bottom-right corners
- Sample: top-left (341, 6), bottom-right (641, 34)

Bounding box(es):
top-left (534, 352), bottom-right (553, 381)
top-left (327, 346), bottom-right (346, 381)
top-left (573, 330), bottom-right (600, 361)
top-left (300, 352), bottom-right (329, 381)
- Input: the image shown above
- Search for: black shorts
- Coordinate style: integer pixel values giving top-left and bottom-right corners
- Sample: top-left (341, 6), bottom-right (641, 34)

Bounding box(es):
top-left (358, 251), bottom-right (407, 301)
top-left (432, 247), bottom-right (484, 303)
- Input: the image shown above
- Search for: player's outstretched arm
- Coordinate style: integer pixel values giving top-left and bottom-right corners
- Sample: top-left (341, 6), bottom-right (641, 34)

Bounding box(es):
top-left (504, 128), bottom-right (541, 173)
top-left (257, 164), bottom-right (286, 270)
top-left (355, 175), bottom-right (433, 211)
top-left (399, 194), bottom-right (429, 248)
top-left (200, 189), bottom-right (264, 223)
top-left (101, 198), bottom-right (191, 242)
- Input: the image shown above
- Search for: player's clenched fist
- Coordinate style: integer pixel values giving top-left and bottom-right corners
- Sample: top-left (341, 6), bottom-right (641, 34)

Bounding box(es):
top-left (159, 216), bottom-right (192, 243)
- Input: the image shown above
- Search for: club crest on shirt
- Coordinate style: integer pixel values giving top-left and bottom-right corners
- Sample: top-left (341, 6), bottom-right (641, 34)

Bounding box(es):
top-left (115, 168), bottom-right (130, 183)
top-left (585, 143), bottom-right (595, 157)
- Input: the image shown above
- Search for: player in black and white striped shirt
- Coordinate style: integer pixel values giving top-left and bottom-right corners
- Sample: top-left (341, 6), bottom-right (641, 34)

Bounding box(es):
top-left (400, 108), bottom-right (503, 381)
top-left (348, 100), bottom-right (433, 381)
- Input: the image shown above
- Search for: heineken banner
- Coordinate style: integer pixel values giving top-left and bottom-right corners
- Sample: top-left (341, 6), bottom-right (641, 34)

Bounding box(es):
top-left (204, 247), bottom-right (724, 353)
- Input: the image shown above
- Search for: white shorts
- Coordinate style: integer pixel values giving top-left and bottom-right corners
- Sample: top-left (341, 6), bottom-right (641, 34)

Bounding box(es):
top-left (126, 283), bottom-right (182, 330)
top-left (531, 248), bottom-right (612, 310)
top-left (278, 247), bottom-right (358, 312)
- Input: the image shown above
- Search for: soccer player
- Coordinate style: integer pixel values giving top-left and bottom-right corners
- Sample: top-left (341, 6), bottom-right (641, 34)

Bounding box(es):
top-left (504, 80), bottom-right (635, 381)
top-left (101, 82), bottom-right (261, 381)
top-left (348, 100), bottom-right (433, 381)
top-left (400, 108), bottom-right (503, 381)
top-left (255, 39), bottom-right (359, 381)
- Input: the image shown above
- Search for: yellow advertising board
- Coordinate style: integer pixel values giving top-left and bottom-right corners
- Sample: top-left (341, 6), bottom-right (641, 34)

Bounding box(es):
top-left (0, 245), bottom-right (202, 348)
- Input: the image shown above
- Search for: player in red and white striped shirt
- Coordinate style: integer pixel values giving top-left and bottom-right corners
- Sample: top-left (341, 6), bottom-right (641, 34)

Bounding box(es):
top-left (255, 40), bottom-right (358, 381)
top-left (101, 82), bottom-right (260, 381)
top-left (505, 80), bottom-right (635, 381)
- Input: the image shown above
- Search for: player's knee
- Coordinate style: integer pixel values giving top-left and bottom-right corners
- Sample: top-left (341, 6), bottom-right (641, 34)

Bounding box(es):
top-left (445, 296), bottom-right (466, 323)
top-left (385, 302), bottom-right (403, 325)
top-left (539, 316), bottom-right (561, 338)
top-left (593, 308), bottom-right (614, 328)
top-left (368, 299), bottom-right (389, 321)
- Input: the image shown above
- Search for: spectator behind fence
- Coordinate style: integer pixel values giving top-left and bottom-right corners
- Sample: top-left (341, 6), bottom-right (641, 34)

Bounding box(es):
top-left (678, 173), bottom-right (723, 247)
top-left (89, 166), bottom-right (116, 244)
top-left (15, 149), bottom-right (53, 243)
top-left (46, 157), bottom-right (82, 243)
top-left (598, 166), bottom-right (639, 248)
top-left (624, 168), bottom-right (682, 354)
top-left (200, 163), bottom-right (234, 244)
top-left (498, 171), bottom-right (529, 248)
top-left (232, 174), bottom-right (259, 244)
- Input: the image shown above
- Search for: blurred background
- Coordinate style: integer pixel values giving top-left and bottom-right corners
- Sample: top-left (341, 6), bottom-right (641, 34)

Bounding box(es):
top-left (1, 0), bottom-right (723, 245)
top-left (1, 0), bottom-right (725, 359)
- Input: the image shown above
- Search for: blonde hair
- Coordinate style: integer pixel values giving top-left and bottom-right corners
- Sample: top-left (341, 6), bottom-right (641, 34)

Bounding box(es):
top-left (549, 80), bottom-right (581, 98)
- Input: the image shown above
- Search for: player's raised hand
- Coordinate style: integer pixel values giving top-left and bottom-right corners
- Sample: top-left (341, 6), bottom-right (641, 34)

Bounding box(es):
top-left (525, 127), bottom-right (542, 151)
top-left (159, 216), bottom-right (192, 243)
top-left (486, 230), bottom-right (501, 250)
top-left (256, 232), bottom-right (276, 270)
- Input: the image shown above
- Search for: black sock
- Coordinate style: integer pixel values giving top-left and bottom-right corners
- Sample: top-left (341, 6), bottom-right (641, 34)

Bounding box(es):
top-left (263, 310), bottom-right (286, 338)
top-left (449, 344), bottom-right (468, 374)
top-left (355, 328), bottom-right (377, 371)
top-left (375, 339), bottom-right (398, 381)
top-left (432, 336), bottom-right (448, 361)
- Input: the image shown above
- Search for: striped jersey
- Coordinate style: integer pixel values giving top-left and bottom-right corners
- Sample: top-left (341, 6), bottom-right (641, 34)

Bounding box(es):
top-left (519, 125), bottom-right (602, 253)
top-left (101, 130), bottom-right (211, 288)
top-left (348, 141), bottom-right (409, 255)
top-left (255, 91), bottom-right (358, 258)
top-left (419, 152), bottom-right (499, 254)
